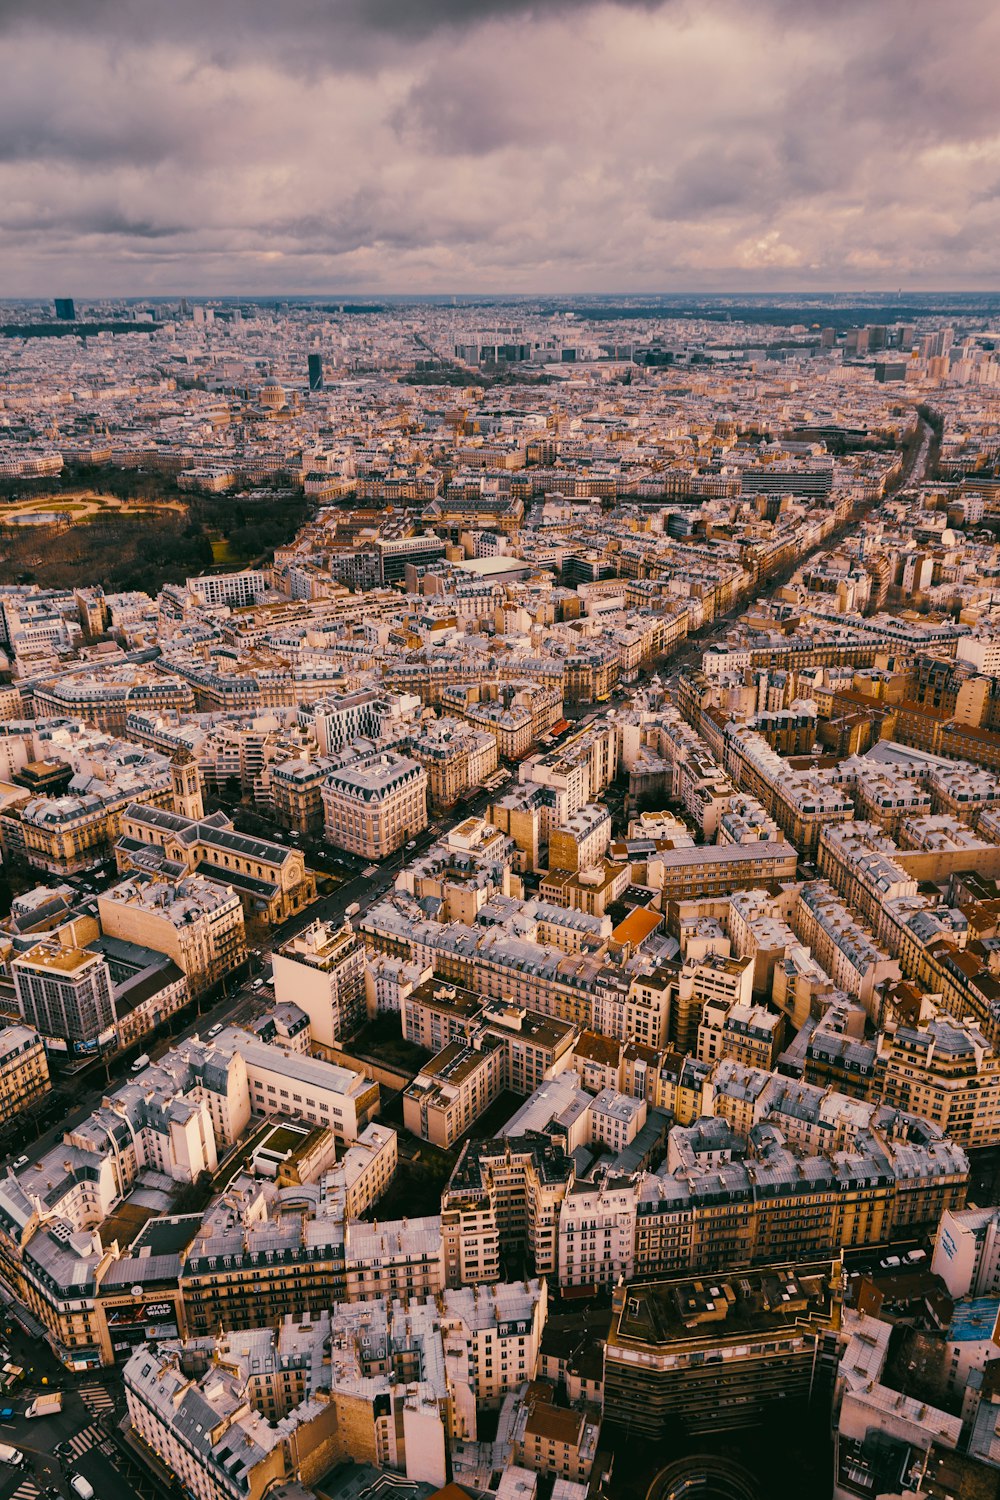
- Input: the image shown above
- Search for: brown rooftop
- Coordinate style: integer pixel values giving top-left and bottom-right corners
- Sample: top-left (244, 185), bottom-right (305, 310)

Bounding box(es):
top-left (574, 1030), bottom-right (623, 1067)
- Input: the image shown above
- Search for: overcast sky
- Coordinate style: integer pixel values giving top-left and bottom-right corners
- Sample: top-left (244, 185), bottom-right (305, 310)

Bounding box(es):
top-left (2, 0), bottom-right (998, 296)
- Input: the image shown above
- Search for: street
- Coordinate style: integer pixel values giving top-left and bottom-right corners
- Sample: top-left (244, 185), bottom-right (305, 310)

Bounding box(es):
top-left (0, 1370), bottom-right (131, 1500)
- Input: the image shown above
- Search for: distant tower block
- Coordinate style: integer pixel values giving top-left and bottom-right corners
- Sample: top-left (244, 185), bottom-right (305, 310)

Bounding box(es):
top-left (171, 748), bottom-right (204, 821)
top-left (54, 298), bottom-right (76, 321)
top-left (308, 353), bottom-right (324, 391)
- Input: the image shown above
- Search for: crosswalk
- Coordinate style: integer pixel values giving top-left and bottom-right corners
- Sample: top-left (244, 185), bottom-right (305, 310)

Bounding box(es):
top-left (9, 1478), bottom-right (40, 1500)
top-left (63, 1420), bottom-right (104, 1459)
top-left (79, 1383), bottom-right (115, 1415)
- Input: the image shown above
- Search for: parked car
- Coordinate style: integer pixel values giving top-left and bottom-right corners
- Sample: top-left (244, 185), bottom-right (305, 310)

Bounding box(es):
top-left (11, 1157), bottom-right (27, 1171)
top-left (207, 1023), bottom-right (223, 1038)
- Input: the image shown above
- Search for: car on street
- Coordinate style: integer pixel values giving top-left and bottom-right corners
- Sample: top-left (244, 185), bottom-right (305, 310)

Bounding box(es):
top-left (0, 1407), bottom-right (13, 1421)
top-left (12, 1157), bottom-right (27, 1171)
top-left (207, 1023), bottom-right (223, 1038)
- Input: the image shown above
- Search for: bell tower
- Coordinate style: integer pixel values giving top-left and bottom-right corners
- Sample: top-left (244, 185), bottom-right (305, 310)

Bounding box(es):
top-left (171, 747), bottom-right (204, 821)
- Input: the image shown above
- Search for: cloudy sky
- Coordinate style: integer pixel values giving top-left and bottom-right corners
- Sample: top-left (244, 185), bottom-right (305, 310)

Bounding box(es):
top-left (2, 0), bottom-right (998, 296)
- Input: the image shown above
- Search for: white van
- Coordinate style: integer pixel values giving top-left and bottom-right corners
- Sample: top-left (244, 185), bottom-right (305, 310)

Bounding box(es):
top-left (131, 1053), bottom-right (150, 1074)
top-left (70, 1476), bottom-right (95, 1500)
top-left (0, 1441), bottom-right (23, 1466)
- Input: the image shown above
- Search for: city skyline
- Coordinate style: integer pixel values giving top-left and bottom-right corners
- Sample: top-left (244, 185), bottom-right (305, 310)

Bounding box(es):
top-left (1, 0), bottom-right (998, 295)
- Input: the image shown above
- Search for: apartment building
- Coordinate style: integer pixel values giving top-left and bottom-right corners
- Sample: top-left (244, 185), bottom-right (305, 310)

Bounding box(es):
top-left (11, 765), bottom-right (175, 875)
top-left (404, 716), bottom-right (497, 808)
top-left (592, 971), bottom-right (673, 1050)
top-left (631, 1112), bottom-right (966, 1282)
top-left (0, 1023), bottom-right (50, 1123)
top-left (222, 1031), bottom-right (380, 1145)
top-left (344, 1216), bottom-right (445, 1302)
top-left (442, 1279), bottom-right (548, 1413)
top-left (833, 1311), bottom-right (962, 1500)
top-left (98, 873), bottom-right (246, 995)
top-left (404, 1034), bottom-right (508, 1147)
top-left (363, 900), bottom-right (605, 1031)
top-left (603, 1263), bottom-right (842, 1437)
top-left (672, 953), bottom-right (754, 1054)
top-left (0, 1035), bottom-right (250, 1364)
top-left (612, 836), bottom-right (799, 903)
top-left (323, 1123), bottom-right (398, 1220)
top-left (322, 752), bottom-right (428, 857)
top-left (875, 1015), bottom-right (1000, 1148)
top-left (696, 996), bottom-right (784, 1071)
top-left (306, 688), bottom-right (420, 755)
top-left (442, 1136), bottom-right (575, 1286)
top-left (540, 858), bottom-right (629, 917)
top-left (548, 804), bottom-right (612, 873)
top-left (180, 1185), bottom-right (349, 1338)
top-left (272, 921), bottom-right (366, 1051)
top-left (510, 1381), bottom-right (602, 1486)
top-left (403, 989), bottom-right (577, 1148)
top-left (722, 722), bottom-right (855, 856)
top-left (125, 1342), bottom-right (299, 1500)
top-left (792, 880), bottom-right (901, 1015)
top-left (440, 680), bottom-right (563, 761)
top-left (558, 1176), bottom-right (638, 1290)
top-left (933, 1206), bottom-right (1000, 1300)
top-left (268, 756), bottom-right (329, 839)
top-left (186, 568), bottom-right (267, 608)
top-left (401, 978), bottom-right (487, 1053)
top-left (590, 1088), bottom-right (647, 1153)
top-left (817, 821), bottom-right (919, 932)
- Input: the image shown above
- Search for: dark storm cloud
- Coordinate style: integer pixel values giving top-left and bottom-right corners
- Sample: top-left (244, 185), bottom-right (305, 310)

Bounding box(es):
top-left (0, 0), bottom-right (998, 293)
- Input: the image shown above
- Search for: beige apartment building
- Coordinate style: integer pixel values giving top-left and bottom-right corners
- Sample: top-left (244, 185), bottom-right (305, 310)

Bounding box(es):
top-left (404, 1034), bottom-right (507, 1147)
top-left (402, 984), bottom-right (577, 1148)
top-left (442, 1136), bottom-right (574, 1286)
top-left (272, 921), bottom-right (367, 1051)
top-left (548, 804), bottom-right (612, 873)
top-left (405, 717), bottom-right (498, 808)
top-left (512, 1382), bottom-right (602, 1486)
top-left (672, 953), bottom-right (755, 1055)
top-left (269, 755), bottom-right (329, 839)
top-left (344, 1216), bottom-right (445, 1302)
top-left (612, 836), bottom-right (799, 903)
top-left (540, 858), bottom-right (629, 917)
top-left (696, 996), bottom-right (785, 1071)
top-left (11, 778), bottom-right (175, 876)
top-left (0, 1024), bottom-right (50, 1124)
top-left (97, 873), bottom-right (247, 995)
top-left (181, 1218), bottom-right (348, 1338)
top-left (875, 1015), bottom-right (1000, 1148)
top-left (441, 680), bottom-right (562, 760)
top-left (322, 752), bottom-right (428, 857)
top-left (593, 970), bottom-right (673, 1049)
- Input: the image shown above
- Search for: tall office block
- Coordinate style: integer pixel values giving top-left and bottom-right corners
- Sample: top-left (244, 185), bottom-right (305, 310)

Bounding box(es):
top-left (12, 944), bottom-right (116, 1052)
top-left (308, 353), bottom-right (324, 391)
top-left (54, 298), bottom-right (76, 321)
